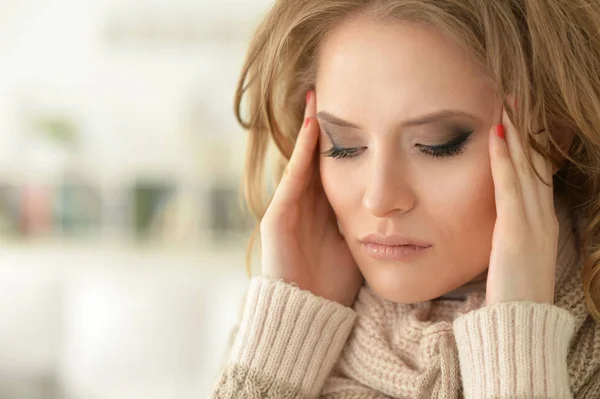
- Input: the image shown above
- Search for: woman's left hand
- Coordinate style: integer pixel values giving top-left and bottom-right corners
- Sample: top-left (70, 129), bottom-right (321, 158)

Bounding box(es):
top-left (485, 104), bottom-right (559, 306)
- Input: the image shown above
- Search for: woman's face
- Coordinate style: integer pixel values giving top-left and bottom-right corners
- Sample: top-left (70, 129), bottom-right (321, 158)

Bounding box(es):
top-left (316, 15), bottom-right (502, 303)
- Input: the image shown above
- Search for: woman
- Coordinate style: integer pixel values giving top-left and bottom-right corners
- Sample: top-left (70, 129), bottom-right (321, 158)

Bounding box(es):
top-left (211, 0), bottom-right (600, 397)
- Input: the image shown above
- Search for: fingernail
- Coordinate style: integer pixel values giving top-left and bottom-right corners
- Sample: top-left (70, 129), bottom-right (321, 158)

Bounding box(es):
top-left (495, 124), bottom-right (505, 139)
top-left (306, 91), bottom-right (312, 104)
top-left (304, 117), bottom-right (311, 128)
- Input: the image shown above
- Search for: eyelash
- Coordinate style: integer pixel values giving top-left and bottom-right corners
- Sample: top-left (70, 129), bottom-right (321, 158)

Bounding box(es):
top-left (321, 146), bottom-right (362, 159)
top-left (321, 132), bottom-right (473, 160)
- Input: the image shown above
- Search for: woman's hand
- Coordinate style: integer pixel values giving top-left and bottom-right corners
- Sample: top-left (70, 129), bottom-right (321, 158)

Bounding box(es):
top-left (259, 90), bottom-right (364, 308)
top-left (486, 104), bottom-right (558, 306)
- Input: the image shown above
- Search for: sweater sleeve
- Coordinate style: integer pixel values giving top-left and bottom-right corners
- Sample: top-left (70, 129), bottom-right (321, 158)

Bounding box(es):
top-left (452, 301), bottom-right (576, 398)
top-left (209, 276), bottom-right (358, 399)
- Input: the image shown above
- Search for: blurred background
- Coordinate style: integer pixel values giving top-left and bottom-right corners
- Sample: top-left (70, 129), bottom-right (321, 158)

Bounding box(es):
top-left (0, 0), bottom-right (272, 397)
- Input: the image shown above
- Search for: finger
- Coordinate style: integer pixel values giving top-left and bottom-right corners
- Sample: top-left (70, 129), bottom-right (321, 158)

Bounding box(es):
top-left (506, 99), bottom-right (554, 224)
top-left (503, 101), bottom-right (551, 185)
top-left (502, 105), bottom-right (547, 221)
top-left (529, 133), bottom-right (556, 225)
top-left (508, 95), bottom-right (553, 187)
top-left (272, 91), bottom-right (319, 204)
top-left (502, 104), bottom-right (531, 178)
top-left (529, 135), bottom-right (553, 191)
top-left (489, 123), bottom-right (525, 223)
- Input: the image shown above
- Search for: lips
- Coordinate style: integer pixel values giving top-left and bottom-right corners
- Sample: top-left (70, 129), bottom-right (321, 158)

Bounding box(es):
top-left (360, 234), bottom-right (432, 248)
top-left (360, 234), bottom-right (432, 261)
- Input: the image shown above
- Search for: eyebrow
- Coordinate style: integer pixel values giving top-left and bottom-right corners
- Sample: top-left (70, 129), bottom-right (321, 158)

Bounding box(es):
top-left (315, 109), bottom-right (479, 130)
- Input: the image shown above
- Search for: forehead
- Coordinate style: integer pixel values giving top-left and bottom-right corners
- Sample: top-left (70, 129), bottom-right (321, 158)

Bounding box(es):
top-left (315, 15), bottom-right (496, 123)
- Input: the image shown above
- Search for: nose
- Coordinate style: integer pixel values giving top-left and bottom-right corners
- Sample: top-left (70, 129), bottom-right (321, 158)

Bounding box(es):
top-left (362, 154), bottom-right (416, 218)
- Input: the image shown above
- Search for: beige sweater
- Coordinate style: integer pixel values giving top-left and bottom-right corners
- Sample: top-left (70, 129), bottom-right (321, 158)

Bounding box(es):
top-left (210, 198), bottom-right (600, 398)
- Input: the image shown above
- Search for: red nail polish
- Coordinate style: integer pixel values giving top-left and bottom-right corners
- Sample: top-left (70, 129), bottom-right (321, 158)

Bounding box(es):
top-left (495, 124), bottom-right (505, 139)
top-left (304, 117), bottom-right (311, 128)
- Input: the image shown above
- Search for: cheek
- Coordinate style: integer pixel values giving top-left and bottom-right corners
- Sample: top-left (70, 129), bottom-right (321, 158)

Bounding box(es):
top-left (426, 151), bottom-right (496, 258)
top-left (319, 159), bottom-right (361, 223)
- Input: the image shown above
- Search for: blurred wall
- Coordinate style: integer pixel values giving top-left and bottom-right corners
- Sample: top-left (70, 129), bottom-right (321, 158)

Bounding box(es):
top-left (0, 0), bottom-right (271, 397)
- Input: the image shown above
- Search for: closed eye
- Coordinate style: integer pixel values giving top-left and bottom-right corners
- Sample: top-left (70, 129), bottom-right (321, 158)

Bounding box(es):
top-left (320, 131), bottom-right (473, 160)
top-left (321, 145), bottom-right (364, 159)
top-left (416, 132), bottom-right (473, 158)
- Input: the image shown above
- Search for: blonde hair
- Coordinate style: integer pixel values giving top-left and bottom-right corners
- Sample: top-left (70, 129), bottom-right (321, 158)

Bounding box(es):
top-left (234, 0), bottom-right (600, 321)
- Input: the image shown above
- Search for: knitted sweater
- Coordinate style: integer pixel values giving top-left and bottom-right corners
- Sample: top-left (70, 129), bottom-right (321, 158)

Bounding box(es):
top-left (210, 198), bottom-right (600, 398)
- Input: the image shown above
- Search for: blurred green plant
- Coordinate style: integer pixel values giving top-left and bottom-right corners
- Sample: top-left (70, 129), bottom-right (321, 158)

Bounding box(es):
top-left (33, 115), bottom-right (79, 148)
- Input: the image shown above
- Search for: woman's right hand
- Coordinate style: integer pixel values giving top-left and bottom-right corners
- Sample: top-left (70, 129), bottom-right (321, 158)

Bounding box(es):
top-left (259, 90), bottom-right (364, 308)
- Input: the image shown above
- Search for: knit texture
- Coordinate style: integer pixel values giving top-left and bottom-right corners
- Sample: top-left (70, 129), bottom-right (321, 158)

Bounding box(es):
top-left (211, 276), bottom-right (357, 398)
top-left (210, 197), bottom-right (600, 398)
